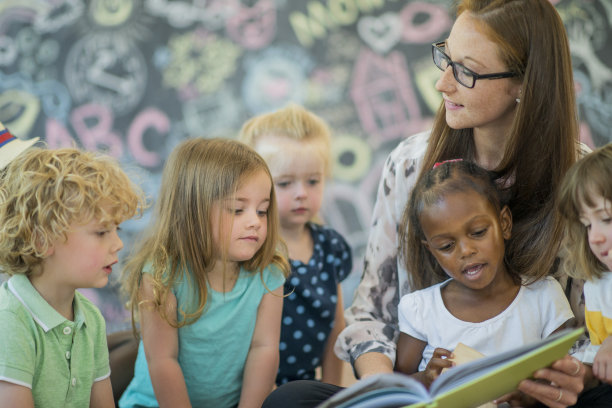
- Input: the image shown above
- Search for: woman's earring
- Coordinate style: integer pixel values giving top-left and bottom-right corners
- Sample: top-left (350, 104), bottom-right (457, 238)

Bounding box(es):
top-left (516, 97), bottom-right (520, 103)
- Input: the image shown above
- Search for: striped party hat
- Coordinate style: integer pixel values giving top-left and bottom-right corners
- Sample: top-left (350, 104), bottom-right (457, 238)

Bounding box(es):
top-left (0, 122), bottom-right (39, 169)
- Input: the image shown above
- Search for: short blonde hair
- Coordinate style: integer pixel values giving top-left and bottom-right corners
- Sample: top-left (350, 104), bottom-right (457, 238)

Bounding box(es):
top-left (238, 103), bottom-right (332, 177)
top-left (0, 147), bottom-right (146, 276)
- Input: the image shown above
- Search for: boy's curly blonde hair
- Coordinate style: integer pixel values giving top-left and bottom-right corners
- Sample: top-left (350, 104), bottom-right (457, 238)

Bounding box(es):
top-left (0, 147), bottom-right (146, 277)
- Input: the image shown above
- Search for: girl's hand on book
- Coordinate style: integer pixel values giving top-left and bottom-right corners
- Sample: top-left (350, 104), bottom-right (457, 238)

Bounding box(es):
top-left (593, 337), bottom-right (612, 384)
top-left (422, 348), bottom-right (454, 387)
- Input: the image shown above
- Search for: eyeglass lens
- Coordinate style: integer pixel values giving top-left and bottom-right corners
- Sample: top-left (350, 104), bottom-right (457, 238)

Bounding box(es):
top-left (433, 45), bottom-right (474, 88)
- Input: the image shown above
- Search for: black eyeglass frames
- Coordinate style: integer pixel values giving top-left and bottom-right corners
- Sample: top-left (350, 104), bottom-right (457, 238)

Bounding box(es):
top-left (431, 42), bottom-right (517, 88)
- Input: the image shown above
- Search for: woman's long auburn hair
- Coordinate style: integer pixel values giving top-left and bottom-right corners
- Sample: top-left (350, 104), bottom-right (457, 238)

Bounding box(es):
top-left (121, 138), bottom-right (289, 331)
top-left (420, 0), bottom-right (579, 283)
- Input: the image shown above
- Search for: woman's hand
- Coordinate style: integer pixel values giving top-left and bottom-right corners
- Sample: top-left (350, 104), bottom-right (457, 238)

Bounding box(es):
top-left (515, 355), bottom-right (585, 407)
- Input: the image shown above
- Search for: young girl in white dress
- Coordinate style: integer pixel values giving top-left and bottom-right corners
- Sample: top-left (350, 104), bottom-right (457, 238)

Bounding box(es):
top-left (395, 160), bottom-right (574, 390)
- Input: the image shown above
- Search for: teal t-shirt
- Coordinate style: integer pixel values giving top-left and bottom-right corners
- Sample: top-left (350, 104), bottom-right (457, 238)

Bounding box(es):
top-left (0, 274), bottom-right (110, 408)
top-left (119, 264), bottom-right (285, 408)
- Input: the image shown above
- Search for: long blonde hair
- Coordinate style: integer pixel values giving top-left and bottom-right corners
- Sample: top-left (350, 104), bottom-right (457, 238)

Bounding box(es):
top-left (421, 0), bottom-right (578, 282)
top-left (121, 138), bottom-right (289, 330)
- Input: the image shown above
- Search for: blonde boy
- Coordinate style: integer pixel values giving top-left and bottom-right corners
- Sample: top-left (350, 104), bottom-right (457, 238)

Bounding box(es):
top-left (0, 147), bottom-right (145, 407)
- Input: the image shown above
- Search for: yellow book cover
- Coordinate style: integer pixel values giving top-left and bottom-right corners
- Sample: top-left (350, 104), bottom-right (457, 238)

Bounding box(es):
top-left (318, 327), bottom-right (583, 408)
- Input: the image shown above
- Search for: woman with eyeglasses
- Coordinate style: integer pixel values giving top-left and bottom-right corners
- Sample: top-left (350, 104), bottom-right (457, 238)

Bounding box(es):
top-left (263, 0), bottom-right (612, 407)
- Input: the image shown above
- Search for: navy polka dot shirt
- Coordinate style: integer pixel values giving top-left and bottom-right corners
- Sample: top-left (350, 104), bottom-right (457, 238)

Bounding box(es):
top-left (276, 222), bottom-right (352, 385)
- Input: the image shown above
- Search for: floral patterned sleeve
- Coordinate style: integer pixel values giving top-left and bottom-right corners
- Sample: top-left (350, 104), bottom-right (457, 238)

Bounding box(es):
top-left (334, 131), bottom-right (430, 368)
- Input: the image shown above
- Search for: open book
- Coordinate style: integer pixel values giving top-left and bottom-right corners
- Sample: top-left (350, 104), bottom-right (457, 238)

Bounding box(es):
top-left (319, 327), bottom-right (583, 408)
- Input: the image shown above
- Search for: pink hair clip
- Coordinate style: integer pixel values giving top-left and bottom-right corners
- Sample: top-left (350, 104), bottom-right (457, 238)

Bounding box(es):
top-left (433, 158), bottom-right (463, 169)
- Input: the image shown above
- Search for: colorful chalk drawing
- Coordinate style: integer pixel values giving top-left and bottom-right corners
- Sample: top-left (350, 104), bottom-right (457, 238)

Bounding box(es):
top-left (242, 44), bottom-right (314, 114)
top-left (357, 12), bottom-right (402, 54)
top-left (65, 34), bottom-right (148, 115)
top-left (0, 0), bottom-right (610, 334)
top-left (145, 0), bottom-right (240, 29)
top-left (399, 1), bottom-right (452, 44)
top-left (289, 0), bottom-right (386, 47)
top-left (163, 30), bottom-right (242, 97)
top-left (350, 48), bottom-right (428, 146)
top-left (226, 0), bottom-right (278, 50)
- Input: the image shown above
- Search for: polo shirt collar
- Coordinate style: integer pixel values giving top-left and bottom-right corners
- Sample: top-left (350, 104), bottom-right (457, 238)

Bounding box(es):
top-left (7, 274), bottom-right (88, 332)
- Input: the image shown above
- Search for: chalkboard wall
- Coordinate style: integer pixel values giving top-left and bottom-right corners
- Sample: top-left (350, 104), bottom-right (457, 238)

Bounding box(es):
top-left (1, 0), bottom-right (610, 333)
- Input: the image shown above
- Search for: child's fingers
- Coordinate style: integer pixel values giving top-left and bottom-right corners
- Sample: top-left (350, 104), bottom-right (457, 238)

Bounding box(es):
top-left (427, 356), bottom-right (454, 371)
top-left (593, 360), bottom-right (601, 379)
top-left (431, 347), bottom-right (453, 359)
top-left (593, 359), bottom-right (603, 382)
top-left (593, 352), bottom-right (612, 384)
top-left (426, 348), bottom-right (455, 374)
top-left (606, 364), bottom-right (612, 385)
top-left (597, 362), bottom-right (612, 383)
top-left (595, 361), bottom-right (612, 384)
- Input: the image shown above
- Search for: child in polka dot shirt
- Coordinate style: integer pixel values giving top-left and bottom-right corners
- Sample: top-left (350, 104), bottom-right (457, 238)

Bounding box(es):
top-left (240, 103), bottom-right (353, 386)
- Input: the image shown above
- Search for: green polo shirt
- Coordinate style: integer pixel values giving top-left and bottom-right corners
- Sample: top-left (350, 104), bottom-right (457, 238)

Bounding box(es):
top-left (0, 274), bottom-right (110, 407)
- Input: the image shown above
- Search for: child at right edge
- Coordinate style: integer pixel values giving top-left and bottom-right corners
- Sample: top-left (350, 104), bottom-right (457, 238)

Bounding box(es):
top-left (239, 103), bottom-right (353, 386)
top-left (558, 142), bottom-right (612, 385)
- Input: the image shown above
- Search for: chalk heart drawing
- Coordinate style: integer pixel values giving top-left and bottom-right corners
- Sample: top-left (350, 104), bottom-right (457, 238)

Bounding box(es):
top-left (357, 13), bottom-right (402, 54)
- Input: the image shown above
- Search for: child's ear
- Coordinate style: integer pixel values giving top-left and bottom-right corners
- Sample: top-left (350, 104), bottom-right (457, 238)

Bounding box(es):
top-left (41, 242), bottom-right (55, 258)
top-left (500, 205), bottom-right (512, 240)
top-left (33, 229), bottom-right (54, 257)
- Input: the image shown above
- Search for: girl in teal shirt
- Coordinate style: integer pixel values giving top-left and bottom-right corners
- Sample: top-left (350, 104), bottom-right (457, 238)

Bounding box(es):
top-left (119, 138), bottom-right (290, 408)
